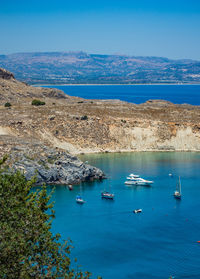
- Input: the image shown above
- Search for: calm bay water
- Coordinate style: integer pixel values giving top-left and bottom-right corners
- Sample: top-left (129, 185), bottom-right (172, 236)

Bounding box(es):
top-left (42, 85), bottom-right (200, 105)
top-left (46, 152), bottom-right (200, 279)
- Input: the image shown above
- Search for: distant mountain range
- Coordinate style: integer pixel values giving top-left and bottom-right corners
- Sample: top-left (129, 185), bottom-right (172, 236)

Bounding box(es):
top-left (0, 52), bottom-right (200, 84)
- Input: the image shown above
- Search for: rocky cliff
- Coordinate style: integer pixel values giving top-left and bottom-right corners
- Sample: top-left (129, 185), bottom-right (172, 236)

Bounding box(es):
top-left (0, 68), bottom-right (200, 183)
top-left (7, 140), bottom-right (104, 185)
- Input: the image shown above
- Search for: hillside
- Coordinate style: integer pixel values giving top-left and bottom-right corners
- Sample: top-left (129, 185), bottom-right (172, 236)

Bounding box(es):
top-left (0, 52), bottom-right (200, 84)
top-left (0, 67), bottom-right (200, 157)
top-left (0, 68), bottom-right (104, 184)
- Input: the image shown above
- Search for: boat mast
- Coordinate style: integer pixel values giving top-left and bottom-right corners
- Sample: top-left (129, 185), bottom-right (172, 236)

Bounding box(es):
top-left (176, 180), bottom-right (179, 192)
top-left (80, 184), bottom-right (83, 196)
top-left (179, 176), bottom-right (181, 195)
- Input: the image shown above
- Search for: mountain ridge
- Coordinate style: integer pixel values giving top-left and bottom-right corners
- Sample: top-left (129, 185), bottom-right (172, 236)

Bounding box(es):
top-left (0, 51), bottom-right (199, 84)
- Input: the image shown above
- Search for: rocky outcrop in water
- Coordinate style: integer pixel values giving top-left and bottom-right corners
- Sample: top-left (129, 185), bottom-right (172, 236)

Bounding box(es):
top-left (7, 142), bottom-right (104, 185)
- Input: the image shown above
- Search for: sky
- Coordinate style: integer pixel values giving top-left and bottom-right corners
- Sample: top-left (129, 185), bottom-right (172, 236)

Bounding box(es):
top-left (0, 0), bottom-right (200, 60)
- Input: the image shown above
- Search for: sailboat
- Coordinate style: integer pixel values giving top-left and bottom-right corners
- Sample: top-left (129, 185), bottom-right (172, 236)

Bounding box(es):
top-left (101, 184), bottom-right (114, 200)
top-left (76, 184), bottom-right (85, 204)
top-left (174, 176), bottom-right (182, 199)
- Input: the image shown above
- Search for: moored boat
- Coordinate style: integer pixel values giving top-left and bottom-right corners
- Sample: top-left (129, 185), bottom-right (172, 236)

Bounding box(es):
top-left (133, 209), bottom-right (142, 214)
top-left (101, 191), bottom-right (114, 199)
top-left (76, 195), bottom-right (85, 204)
top-left (76, 184), bottom-right (85, 204)
top-left (174, 176), bottom-right (182, 199)
top-left (125, 177), bottom-right (153, 186)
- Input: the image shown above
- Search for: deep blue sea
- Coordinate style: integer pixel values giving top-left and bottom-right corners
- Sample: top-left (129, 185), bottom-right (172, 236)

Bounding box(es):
top-left (44, 152), bottom-right (200, 279)
top-left (42, 85), bottom-right (200, 105)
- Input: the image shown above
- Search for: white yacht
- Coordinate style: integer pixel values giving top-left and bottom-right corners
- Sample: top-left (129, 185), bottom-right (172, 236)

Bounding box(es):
top-left (125, 174), bottom-right (154, 186)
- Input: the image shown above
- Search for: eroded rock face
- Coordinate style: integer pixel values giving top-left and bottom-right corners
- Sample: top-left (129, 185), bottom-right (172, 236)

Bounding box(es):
top-left (7, 141), bottom-right (105, 185)
top-left (1, 97), bottom-right (200, 154)
top-left (0, 68), bottom-right (14, 80)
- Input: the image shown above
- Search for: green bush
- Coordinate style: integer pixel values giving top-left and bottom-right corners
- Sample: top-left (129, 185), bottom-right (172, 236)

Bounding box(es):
top-left (31, 99), bottom-right (45, 106)
top-left (81, 115), bottom-right (88, 120)
top-left (4, 102), bottom-right (11, 107)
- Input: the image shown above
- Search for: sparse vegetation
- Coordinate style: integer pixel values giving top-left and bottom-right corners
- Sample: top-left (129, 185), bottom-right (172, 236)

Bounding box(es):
top-left (24, 154), bottom-right (34, 161)
top-left (47, 156), bottom-right (57, 164)
top-left (81, 115), bottom-right (88, 120)
top-left (31, 99), bottom-right (45, 106)
top-left (4, 102), bottom-right (11, 107)
top-left (37, 160), bottom-right (49, 169)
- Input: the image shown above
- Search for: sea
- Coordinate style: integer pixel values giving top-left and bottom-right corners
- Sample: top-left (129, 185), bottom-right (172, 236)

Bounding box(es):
top-left (42, 84), bottom-right (200, 105)
top-left (45, 152), bottom-right (200, 279)
top-left (39, 85), bottom-right (200, 278)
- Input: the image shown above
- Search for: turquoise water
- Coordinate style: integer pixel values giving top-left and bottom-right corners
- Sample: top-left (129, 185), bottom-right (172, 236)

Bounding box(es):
top-left (48, 152), bottom-right (200, 279)
top-left (42, 85), bottom-right (200, 105)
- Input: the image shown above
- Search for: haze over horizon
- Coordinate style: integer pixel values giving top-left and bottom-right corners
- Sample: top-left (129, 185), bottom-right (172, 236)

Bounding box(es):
top-left (0, 0), bottom-right (200, 60)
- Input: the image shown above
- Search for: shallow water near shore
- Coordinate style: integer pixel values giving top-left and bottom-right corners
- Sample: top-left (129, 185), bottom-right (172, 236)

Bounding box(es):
top-left (46, 152), bottom-right (200, 279)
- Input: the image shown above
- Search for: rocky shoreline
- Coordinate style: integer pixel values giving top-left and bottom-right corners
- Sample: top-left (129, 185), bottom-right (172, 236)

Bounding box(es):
top-left (6, 141), bottom-right (105, 185)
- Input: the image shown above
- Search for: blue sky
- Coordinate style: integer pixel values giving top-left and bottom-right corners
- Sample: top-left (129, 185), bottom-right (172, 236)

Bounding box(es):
top-left (0, 0), bottom-right (200, 60)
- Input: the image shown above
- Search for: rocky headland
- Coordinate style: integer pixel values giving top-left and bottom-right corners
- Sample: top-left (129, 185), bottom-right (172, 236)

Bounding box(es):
top-left (7, 140), bottom-right (104, 185)
top-left (1, 67), bottom-right (200, 183)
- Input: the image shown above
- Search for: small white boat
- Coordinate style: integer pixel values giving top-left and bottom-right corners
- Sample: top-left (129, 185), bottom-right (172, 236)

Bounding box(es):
top-left (76, 195), bottom-right (85, 204)
top-left (101, 191), bottom-right (114, 199)
top-left (76, 184), bottom-right (85, 204)
top-left (133, 209), bottom-right (142, 214)
top-left (174, 176), bottom-right (182, 199)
